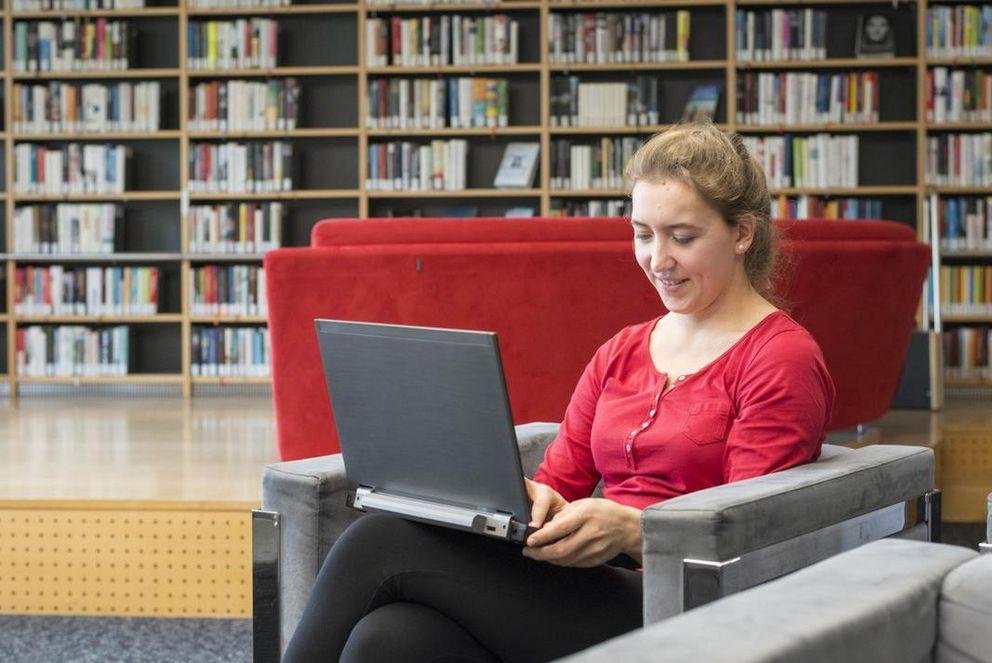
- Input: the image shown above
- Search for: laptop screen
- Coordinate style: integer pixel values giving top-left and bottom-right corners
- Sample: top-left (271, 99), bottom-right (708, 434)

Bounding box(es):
top-left (316, 320), bottom-right (532, 522)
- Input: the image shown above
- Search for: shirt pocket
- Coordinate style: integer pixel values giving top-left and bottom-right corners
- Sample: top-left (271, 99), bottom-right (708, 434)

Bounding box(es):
top-left (680, 400), bottom-right (732, 446)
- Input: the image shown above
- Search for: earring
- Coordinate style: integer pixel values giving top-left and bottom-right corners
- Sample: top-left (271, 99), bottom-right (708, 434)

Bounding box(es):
top-left (737, 244), bottom-right (746, 253)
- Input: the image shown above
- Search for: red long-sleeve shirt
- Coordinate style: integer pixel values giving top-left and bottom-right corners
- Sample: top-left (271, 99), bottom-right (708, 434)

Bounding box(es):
top-left (533, 311), bottom-right (835, 510)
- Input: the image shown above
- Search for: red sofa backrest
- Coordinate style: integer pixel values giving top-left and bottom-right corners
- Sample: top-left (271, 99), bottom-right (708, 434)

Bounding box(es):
top-left (265, 217), bottom-right (929, 461)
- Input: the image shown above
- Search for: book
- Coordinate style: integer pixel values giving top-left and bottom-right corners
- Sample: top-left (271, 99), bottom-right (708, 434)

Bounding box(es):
top-left (856, 13), bottom-right (896, 59)
top-left (681, 83), bottom-right (722, 123)
top-left (493, 142), bottom-right (539, 188)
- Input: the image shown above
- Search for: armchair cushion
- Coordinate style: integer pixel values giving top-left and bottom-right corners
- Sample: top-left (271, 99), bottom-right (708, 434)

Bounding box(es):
top-left (937, 554), bottom-right (992, 663)
top-left (561, 539), bottom-right (976, 663)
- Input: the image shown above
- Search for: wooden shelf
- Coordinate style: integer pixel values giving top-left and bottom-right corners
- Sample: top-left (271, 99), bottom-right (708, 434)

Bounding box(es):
top-left (737, 122), bottom-right (917, 133)
top-left (185, 253), bottom-right (268, 262)
top-left (12, 7), bottom-right (180, 18)
top-left (12, 191), bottom-right (180, 202)
top-left (941, 313), bottom-right (992, 324)
top-left (187, 190), bottom-right (358, 200)
top-left (13, 130), bottom-right (182, 140)
top-left (926, 55), bottom-right (992, 66)
top-left (16, 314), bottom-right (184, 324)
top-left (548, 0), bottom-right (721, 7)
top-left (187, 65), bottom-right (359, 78)
top-left (190, 315), bottom-right (268, 324)
top-left (367, 63), bottom-right (541, 74)
top-left (926, 121), bottom-right (992, 131)
top-left (927, 185), bottom-right (992, 195)
top-left (945, 377), bottom-right (992, 387)
top-left (367, 126), bottom-right (541, 136)
top-left (738, 0), bottom-right (918, 4)
top-left (737, 57), bottom-right (918, 70)
top-left (368, 1), bottom-right (542, 11)
top-left (368, 188), bottom-right (541, 198)
top-left (550, 124), bottom-right (726, 135)
top-left (551, 189), bottom-right (626, 197)
top-left (769, 186), bottom-right (919, 196)
top-left (187, 3), bottom-right (358, 15)
top-left (187, 128), bottom-right (360, 139)
top-left (17, 374), bottom-right (185, 385)
top-left (12, 68), bottom-right (181, 80)
top-left (940, 249), bottom-right (992, 259)
top-left (191, 375), bottom-right (272, 385)
top-left (5, 253), bottom-right (184, 262)
top-left (550, 60), bottom-right (725, 71)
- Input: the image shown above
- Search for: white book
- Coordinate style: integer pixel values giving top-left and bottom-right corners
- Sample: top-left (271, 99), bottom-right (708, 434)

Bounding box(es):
top-left (494, 142), bottom-right (539, 189)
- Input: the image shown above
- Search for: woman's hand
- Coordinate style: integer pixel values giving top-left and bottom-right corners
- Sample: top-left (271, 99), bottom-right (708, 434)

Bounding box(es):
top-left (524, 477), bottom-right (569, 529)
top-left (522, 497), bottom-right (643, 568)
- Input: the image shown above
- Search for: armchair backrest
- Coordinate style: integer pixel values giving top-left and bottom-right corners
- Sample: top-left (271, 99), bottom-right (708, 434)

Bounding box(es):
top-left (265, 217), bottom-right (930, 460)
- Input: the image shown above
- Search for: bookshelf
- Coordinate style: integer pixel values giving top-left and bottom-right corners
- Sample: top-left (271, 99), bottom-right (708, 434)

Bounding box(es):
top-left (0, 0), bottom-right (990, 395)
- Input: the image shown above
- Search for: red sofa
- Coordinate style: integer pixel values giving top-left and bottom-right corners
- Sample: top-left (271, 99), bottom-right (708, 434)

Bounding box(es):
top-left (265, 217), bottom-right (930, 461)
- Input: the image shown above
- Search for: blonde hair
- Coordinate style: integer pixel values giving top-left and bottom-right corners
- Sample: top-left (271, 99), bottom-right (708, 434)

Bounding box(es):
top-left (624, 123), bottom-right (777, 292)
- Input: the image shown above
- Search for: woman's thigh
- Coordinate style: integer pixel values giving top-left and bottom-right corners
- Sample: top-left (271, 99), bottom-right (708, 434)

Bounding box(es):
top-left (284, 513), bottom-right (643, 663)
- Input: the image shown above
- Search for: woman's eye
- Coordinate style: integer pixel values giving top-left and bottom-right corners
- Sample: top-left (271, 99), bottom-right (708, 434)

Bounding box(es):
top-left (673, 236), bottom-right (695, 245)
top-left (634, 233), bottom-right (652, 242)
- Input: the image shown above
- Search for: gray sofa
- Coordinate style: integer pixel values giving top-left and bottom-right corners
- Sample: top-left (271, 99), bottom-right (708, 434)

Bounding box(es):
top-left (561, 538), bottom-right (992, 663)
top-left (252, 423), bottom-right (940, 661)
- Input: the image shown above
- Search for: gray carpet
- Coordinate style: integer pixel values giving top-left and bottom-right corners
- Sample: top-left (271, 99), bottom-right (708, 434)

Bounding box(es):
top-left (0, 616), bottom-right (251, 663)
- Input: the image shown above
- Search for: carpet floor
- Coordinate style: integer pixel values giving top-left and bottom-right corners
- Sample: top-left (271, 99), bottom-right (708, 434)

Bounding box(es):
top-left (0, 615), bottom-right (251, 663)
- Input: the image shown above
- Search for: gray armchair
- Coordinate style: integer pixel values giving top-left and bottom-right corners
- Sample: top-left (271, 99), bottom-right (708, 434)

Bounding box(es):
top-left (252, 422), bottom-right (940, 662)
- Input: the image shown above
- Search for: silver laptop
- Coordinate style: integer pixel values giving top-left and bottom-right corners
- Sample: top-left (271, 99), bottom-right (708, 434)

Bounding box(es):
top-left (315, 319), bottom-right (535, 544)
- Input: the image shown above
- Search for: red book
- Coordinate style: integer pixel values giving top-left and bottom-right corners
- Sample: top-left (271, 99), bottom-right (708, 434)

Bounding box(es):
top-left (391, 16), bottom-right (402, 64)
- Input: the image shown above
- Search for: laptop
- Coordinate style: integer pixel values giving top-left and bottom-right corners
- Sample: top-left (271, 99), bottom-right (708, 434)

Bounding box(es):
top-left (315, 319), bottom-right (536, 544)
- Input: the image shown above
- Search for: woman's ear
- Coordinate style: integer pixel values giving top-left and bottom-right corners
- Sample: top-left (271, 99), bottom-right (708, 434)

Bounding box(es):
top-left (735, 216), bottom-right (757, 250)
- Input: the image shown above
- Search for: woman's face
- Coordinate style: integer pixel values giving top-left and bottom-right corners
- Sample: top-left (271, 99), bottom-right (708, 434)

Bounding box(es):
top-left (630, 179), bottom-right (751, 316)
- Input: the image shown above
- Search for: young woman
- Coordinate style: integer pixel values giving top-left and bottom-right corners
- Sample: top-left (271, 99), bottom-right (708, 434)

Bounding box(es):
top-left (282, 123), bottom-right (835, 663)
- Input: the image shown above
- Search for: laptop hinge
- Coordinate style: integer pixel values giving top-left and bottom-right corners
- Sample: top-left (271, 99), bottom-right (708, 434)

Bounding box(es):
top-left (352, 486), bottom-right (515, 539)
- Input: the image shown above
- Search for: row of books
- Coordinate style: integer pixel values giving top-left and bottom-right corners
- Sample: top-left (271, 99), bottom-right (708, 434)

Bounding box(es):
top-left (736, 71), bottom-right (879, 126)
top-left (16, 325), bottom-right (129, 377)
top-left (926, 196), bottom-right (992, 251)
top-left (13, 0), bottom-right (143, 9)
top-left (14, 143), bottom-right (130, 195)
top-left (550, 199), bottom-right (628, 218)
top-left (940, 265), bottom-right (992, 314)
top-left (188, 78), bottom-right (300, 132)
top-left (13, 81), bottom-right (161, 134)
top-left (771, 195), bottom-right (884, 221)
top-left (926, 5), bottom-right (992, 57)
top-left (366, 77), bottom-right (509, 130)
top-left (190, 265), bottom-right (266, 316)
top-left (13, 19), bottom-right (132, 73)
top-left (187, 19), bottom-right (278, 71)
top-left (944, 327), bottom-right (992, 381)
top-left (189, 202), bottom-right (283, 254)
top-left (366, 15), bottom-right (519, 67)
top-left (547, 11), bottom-right (691, 65)
top-left (188, 141), bottom-right (293, 193)
top-left (366, 139), bottom-right (468, 191)
top-left (743, 134), bottom-right (860, 189)
top-left (550, 137), bottom-right (641, 191)
top-left (14, 266), bottom-right (159, 316)
top-left (191, 326), bottom-right (270, 377)
top-left (735, 9), bottom-right (827, 62)
top-left (550, 78), bottom-right (659, 128)
top-left (927, 68), bottom-right (992, 123)
top-left (14, 203), bottom-right (119, 255)
top-left (925, 133), bottom-right (992, 187)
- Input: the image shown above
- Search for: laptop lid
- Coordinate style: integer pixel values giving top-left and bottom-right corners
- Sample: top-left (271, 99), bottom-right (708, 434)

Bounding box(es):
top-left (315, 319), bottom-right (532, 524)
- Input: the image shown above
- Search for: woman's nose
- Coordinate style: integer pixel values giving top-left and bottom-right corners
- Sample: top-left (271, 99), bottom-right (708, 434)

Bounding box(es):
top-left (650, 242), bottom-right (674, 272)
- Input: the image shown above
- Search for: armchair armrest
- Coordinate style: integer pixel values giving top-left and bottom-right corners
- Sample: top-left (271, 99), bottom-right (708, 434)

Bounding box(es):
top-left (641, 443), bottom-right (936, 623)
top-left (257, 422), bottom-right (560, 654)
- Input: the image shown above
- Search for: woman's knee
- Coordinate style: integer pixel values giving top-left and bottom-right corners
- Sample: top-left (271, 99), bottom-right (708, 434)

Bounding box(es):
top-left (340, 603), bottom-right (497, 663)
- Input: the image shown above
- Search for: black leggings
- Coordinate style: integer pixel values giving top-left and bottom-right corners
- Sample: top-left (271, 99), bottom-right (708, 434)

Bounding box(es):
top-left (282, 514), bottom-right (644, 663)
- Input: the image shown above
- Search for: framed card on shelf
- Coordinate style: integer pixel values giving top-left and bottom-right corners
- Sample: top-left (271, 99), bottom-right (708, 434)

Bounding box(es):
top-left (856, 13), bottom-right (896, 58)
top-left (494, 142), bottom-right (540, 189)
top-left (680, 84), bottom-right (722, 123)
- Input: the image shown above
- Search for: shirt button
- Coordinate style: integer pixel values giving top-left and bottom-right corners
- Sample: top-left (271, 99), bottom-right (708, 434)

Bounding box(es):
top-left (625, 444), bottom-right (632, 452)
top-left (677, 375), bottom-right (686, 381)
top-left (630, 429), bottom-right (638, 436)
top-left (649, 409), bottom-right (656, 416)
top-left (641, 421), bottom-right (650, 429)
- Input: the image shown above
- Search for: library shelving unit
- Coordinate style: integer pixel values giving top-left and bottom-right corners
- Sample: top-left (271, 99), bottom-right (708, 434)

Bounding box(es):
top-left (1, 0), bottom-right (990, 396)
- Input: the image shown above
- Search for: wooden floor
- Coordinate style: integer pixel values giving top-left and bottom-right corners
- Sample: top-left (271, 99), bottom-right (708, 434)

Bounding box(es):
top-left (0, 396), bottom-right (279, 503)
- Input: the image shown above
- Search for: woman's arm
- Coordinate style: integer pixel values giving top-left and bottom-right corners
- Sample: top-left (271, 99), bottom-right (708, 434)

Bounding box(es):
top-left (522, 495), bottom-right (643, 567)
